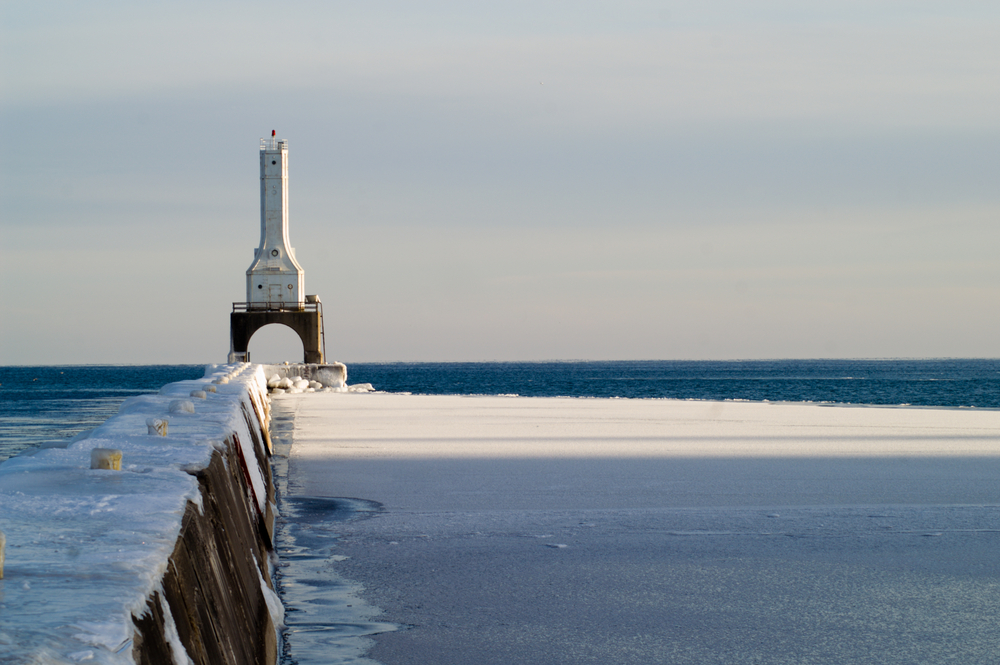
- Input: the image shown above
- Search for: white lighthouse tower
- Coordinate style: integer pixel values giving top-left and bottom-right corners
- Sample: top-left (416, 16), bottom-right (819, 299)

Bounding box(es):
top-left (230, 132), bottom-right (325, 364)
top-left (246, 132), bottom-right (304, 309)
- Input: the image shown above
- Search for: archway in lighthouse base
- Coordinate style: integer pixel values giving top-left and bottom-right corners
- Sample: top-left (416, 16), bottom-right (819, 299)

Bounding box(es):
top-left (230, 308), bottom-right (324, 364)
top-left (245, 324), bottom-right (304, 364)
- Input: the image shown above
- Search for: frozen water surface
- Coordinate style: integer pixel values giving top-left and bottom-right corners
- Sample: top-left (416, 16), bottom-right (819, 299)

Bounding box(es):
top-left (277, 393), bottom-right (1000, 665)
top-left (269, 410), bottom-right (398, 664)
top-left (330, 506), bottom-right (1000, 664)
top-left (273, 496), bottom-right (399, 664)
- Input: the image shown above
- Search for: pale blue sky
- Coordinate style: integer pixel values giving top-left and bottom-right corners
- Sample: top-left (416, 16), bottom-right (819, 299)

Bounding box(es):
top-left (2, 1), bottom-right (999, 363)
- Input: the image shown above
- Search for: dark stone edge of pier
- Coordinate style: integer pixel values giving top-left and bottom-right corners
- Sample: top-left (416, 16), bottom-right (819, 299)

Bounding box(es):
top-left (132, 377), bottom-right (279, 665)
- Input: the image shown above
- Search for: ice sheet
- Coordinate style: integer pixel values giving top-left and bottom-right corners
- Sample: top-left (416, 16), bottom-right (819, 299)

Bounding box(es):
top-left (284, 394), bottom-right (1000, 509)
top-left (280, 393), bottom-right (1000, 663)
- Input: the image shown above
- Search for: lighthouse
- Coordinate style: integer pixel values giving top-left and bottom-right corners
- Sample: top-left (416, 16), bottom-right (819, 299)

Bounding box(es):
top-left (246, 132), bottom-right (304, 308)
top-left (230, 132), bottom-right (325, 364)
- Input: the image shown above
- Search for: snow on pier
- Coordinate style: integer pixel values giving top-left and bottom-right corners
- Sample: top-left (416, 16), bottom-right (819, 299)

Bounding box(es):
top-left (0, 364), bottom-right (277, 664)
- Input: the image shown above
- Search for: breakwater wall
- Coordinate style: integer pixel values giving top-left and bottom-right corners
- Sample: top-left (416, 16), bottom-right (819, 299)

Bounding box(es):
top-left (0, 364), bottom-right (280, 664)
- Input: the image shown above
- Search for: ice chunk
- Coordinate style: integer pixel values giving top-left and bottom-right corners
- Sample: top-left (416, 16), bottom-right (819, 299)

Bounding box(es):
top-left (258, 567), bottom-right (285, 647)
top-left (309, 381), bottom-right (323, 390)
top-left (190, 390), bottom-right (207, 399)
top-left (159, 593), bottom-right (195, 665)
top-left (293, 379), bottom-right (310, 391)
top-left (169, 400), bottom-right (195, 414)
top-left (147, 418), bottom-right (169, 436)
top-left (203, 385), bottom-right (217, 393)
top-left (348, 383), bottom-right (375, 393)
top-left (277, 377), bottom-right (293, 390)
top-left (90, 448), bottom-right (122, 471)
top-left (70, 429), bottom-right (93, 443)
top-left (315, 364), bottom-right (348, 389)
top-left (36, 439), bottom-right (72, 451)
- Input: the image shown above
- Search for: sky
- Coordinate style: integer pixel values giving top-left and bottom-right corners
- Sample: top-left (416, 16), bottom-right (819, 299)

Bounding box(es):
top-left (2, 1), bottom-right (1000, 364)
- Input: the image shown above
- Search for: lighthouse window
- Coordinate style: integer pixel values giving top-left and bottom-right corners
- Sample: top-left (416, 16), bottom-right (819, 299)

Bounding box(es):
top-left (258, 284), bottom-right (263, 289)
top-left (271, 249), bottom-right (279, 257)
top-left (272, 160), bottom-right (276, 165)
top-left (288, 284), bottom-right (293, 289)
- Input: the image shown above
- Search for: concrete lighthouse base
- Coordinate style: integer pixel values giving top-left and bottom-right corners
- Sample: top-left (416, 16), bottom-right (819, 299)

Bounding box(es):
top-left (230, 308), bottom-right (324, 364)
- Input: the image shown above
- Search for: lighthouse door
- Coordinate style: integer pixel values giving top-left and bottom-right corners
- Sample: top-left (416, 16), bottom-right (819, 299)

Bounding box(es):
top-left (269, 283), bottom-right (283, 306)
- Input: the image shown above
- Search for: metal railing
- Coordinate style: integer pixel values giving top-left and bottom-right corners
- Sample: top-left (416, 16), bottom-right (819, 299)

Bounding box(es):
top-left (260, 137), bottom-right (288, 151)
top-left (232, 301), bottom-right (318, 313)
top-left (231, 298), bottom-right (326, 362)
top-left (319, 299), bottom-right (326, 361)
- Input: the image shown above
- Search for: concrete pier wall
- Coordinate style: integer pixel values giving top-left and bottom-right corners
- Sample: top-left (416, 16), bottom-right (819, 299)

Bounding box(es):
top-left (0, 364), bottom-right (281, 663)
top-left (132, 370), bottom-right (279, 664)
top-left (132, 438), bottom-right (277, 664)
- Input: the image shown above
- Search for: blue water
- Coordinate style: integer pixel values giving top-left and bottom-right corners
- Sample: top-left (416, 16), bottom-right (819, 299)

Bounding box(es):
top-left (346, 359), bottom-right (1000, 407)
top-left (4, 360), bottom-right (1000, 463)
top-left (0, 365), bottom-right (204, 462)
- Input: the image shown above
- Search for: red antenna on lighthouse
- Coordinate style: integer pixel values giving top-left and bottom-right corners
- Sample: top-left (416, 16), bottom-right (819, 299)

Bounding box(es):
top-left (272, 130), bottom-right (276, 137)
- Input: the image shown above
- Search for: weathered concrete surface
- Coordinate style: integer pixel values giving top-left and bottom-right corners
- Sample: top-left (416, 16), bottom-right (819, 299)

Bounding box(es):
top-left (129, 371), bottom-right (279, 665)
top-left (231, 310), bottom-right (323, 364)
top-left (132, 438), bottom-right (277, 665)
